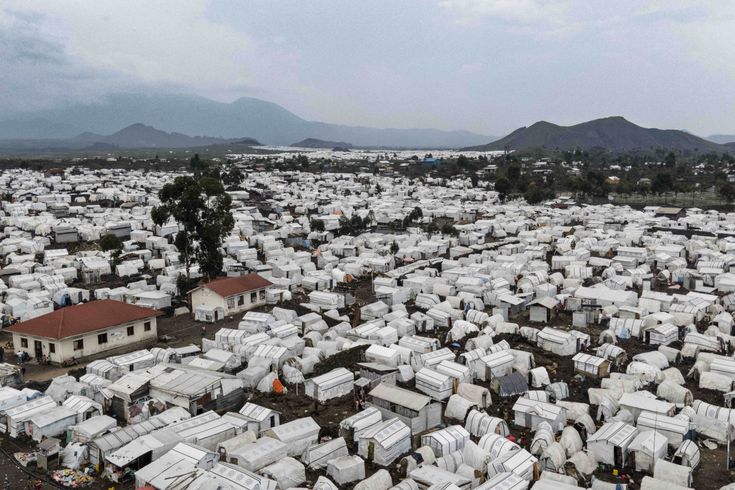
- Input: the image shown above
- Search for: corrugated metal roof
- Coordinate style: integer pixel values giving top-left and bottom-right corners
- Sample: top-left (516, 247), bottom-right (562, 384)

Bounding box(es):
top-left (369, 382), bottom-right (431, 411)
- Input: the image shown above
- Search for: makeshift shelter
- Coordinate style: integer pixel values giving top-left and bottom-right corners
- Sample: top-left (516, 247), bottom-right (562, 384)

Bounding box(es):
top-left (340, 407), bottom-right (383, 443)
top-left (464, 410), bottom-right (509, 438)
top-left (262, 416), bottom-right (320, 457)
top-left (480, 350), bottom-right (515, 380)
top-left (326, 455), bottom-right (365, 486)
top-left (652, 459), bottom-right (693, 488)
top-left (420, 425), bottom-right (470, 457)
top-left (302, 437), bottom-right (349, 469)
top-left (619, 393), bottom-right (675, 422)
top-left (672, 439), bottom-right (700, 469)
top-left (408, 465), bottom-right (471, 490)
top-left (29, 406), bottom-right (77, 442)
top-left (487, 448), bottom-right (538, 481)
top-left (367, 383), bottom-right (442, 434)
top-left (237, 403), bottom-right (280, 434)
top-left (537, 327), bottom-right (579, 356)
top-left (304, 367), bottom-right (355, 402)
top-left (415, 368), bottom-right (453, 401)
top-left (228, 437), bottom-right (288, 471)
top-left (357, 417), bottom-right (412, 466)
top-left (512, 398), bottom-right (566, 432)
top-left (636, 411), bottom-right (693, 447)
top-left (629, 430), bottom-right (668, 472)
top-left (572, 353), bottom-right (610, 378)
top-left (586, 421), bottom-right (638, 467)
top-left (68, 415), bottom-right (117, 443)
top-left (260, 457), bottom-right (306, 490)
top-left (491, 372), bottom-right (528, 398)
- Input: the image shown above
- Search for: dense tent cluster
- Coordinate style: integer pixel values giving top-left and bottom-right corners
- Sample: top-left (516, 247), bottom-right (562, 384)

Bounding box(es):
top-left (3, 165), bottom-right (735, 489)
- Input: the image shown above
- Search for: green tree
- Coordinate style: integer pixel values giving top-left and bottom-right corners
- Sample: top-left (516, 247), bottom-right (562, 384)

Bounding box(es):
top-left (222, 166), bottom-right (244, 186)
top-left (457, 155), bottom-right (470, 168)
top-left (494, 177), bottom-right (512, 199)
top-left (651, 173), bottom-right (674, 195)
top-left (470, 173), bottom-right (479, 187)
top-left (441, 222), bottom-right (458, 236)
top-left (523, 183), bottom-right (553, 204)
top-left (506, 164), bottom-right (521, 182)
top-left (190, 153), bottom-right (207, 174)
top-left (296, 155), bottom-right (309, 168)
top-left (338, 216), bottom-right (351, 234)
top-left (310, 219), bottom-right (325, 232)
top-left (664, 152), bottom-right (677, 167)
top-left (350, 214), bottom-right (364, 232)
top-left (151, 176), bottom-right (234, 282)
top-left (390, 241), bottom-right (399, 254)
top-left (99, 233), bottom-right (123, 252)
top-left (719, 182), bottom-right (735, 203)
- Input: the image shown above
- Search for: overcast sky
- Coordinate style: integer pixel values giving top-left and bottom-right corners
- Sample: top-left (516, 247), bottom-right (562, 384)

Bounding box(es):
top-left (1, 0), bottom-right (733, 136)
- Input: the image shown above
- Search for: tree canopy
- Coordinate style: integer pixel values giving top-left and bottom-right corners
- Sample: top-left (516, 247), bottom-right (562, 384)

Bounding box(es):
top-left (151, 175), bottom-right (234, 282)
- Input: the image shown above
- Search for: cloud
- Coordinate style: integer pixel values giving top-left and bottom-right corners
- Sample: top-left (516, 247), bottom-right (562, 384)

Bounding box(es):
top-left (439, 0), bottom-right (572, 27)
top-left (0, 1), bottom-right (734, 135)
top-left (0, 8), bottom-right (131, 113)
top-left (0, 0), bottom-right (264, 107)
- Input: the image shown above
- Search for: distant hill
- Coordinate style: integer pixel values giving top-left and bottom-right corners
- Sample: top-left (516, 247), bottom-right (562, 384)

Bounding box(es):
top-left (291, 138), bottom-right (354, 149)
top-left (0, 93), bottom-right (491, 148)
top-left (101, 123), bottom-right (238, 148)
top-left (707, 134), bottom-right (735, 145)
top-left (0, 124), bottom-right (262, 154)
top-left (466, 116), bottom-right (726, 152)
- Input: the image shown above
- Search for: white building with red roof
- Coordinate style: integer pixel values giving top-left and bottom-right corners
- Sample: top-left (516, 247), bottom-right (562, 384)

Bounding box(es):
top-left (7, 299), bottom-right (161, 364)
top-left (189, 273), bottom-right (273, 321)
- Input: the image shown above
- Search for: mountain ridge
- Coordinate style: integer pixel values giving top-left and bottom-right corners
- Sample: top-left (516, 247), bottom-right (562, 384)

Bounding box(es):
top-left (465, 116), bottom-right (726, 152)
top-left (0, 93), bottom-right (492, 148)
top-left (0, 123), bottom-right (261, 153)
top-left (291, 138), bottom-right (354, 149)
top-left (707, 134), bottom-right (735, 145)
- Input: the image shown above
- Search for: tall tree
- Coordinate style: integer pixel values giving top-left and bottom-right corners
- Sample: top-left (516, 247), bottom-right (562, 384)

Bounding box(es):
top-left (151, 176), bottom-right (234, 282)
top-left (651, 172), bottom-right (674, 195)
top-left (494, 177), bottom-right (512, 199)
top-left (718, 182), bottom-right (735, 203)
top-left (190, 153), bottom-right (207, 174)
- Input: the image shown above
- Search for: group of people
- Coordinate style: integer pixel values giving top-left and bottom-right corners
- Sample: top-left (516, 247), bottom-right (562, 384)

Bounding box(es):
top-left (1, 312), bottom-right (17, 328)
top-left (16, 350), bottom-right (31, 364)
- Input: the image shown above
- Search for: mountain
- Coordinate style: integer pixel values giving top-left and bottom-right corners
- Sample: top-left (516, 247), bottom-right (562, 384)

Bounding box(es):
top-left (466, 117), bottom-right (725, 152)
top-left (291, 138), bottom-right (354, 149)
top-left (0, 124), bottom-right (263, 154)
top-left (101, 123), bottom-right (237, 148)
top-left (707, 134), bottom-right (735, 145)
top-left (0, 93), bottom-right (491, 148)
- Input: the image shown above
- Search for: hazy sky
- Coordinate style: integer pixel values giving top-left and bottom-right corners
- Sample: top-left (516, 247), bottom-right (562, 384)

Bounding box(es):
top-left (1, 0), bottom-right (734, 136)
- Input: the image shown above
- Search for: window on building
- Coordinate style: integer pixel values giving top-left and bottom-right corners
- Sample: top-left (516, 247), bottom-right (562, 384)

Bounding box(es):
top-left (49, 343), bottom-right (56, 353)
top-left (259, 290), bottom-right (265, 300)
top-left (227, 297), bottom-right (235, 309)
top-left (20, 338), bottom-right (28, 348)
top-left (238, 295), bottom-right (244, 306)
top-left (73, 339), bottom-right (84, 350)
top-left (144, 321), bottom-right (151, 332)
top-left (98, 333), bottom-right (108, 344)
top-left (251, 292), bottom-right (257, 302)
top-left (127, 326), bottom-right (135, 336)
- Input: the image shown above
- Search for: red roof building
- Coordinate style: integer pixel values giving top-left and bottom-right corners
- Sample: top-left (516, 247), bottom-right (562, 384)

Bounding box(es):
top-left (189, 273), bottom-right (273, 322)
top-left (8, 299), bottom-right (161, 364)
